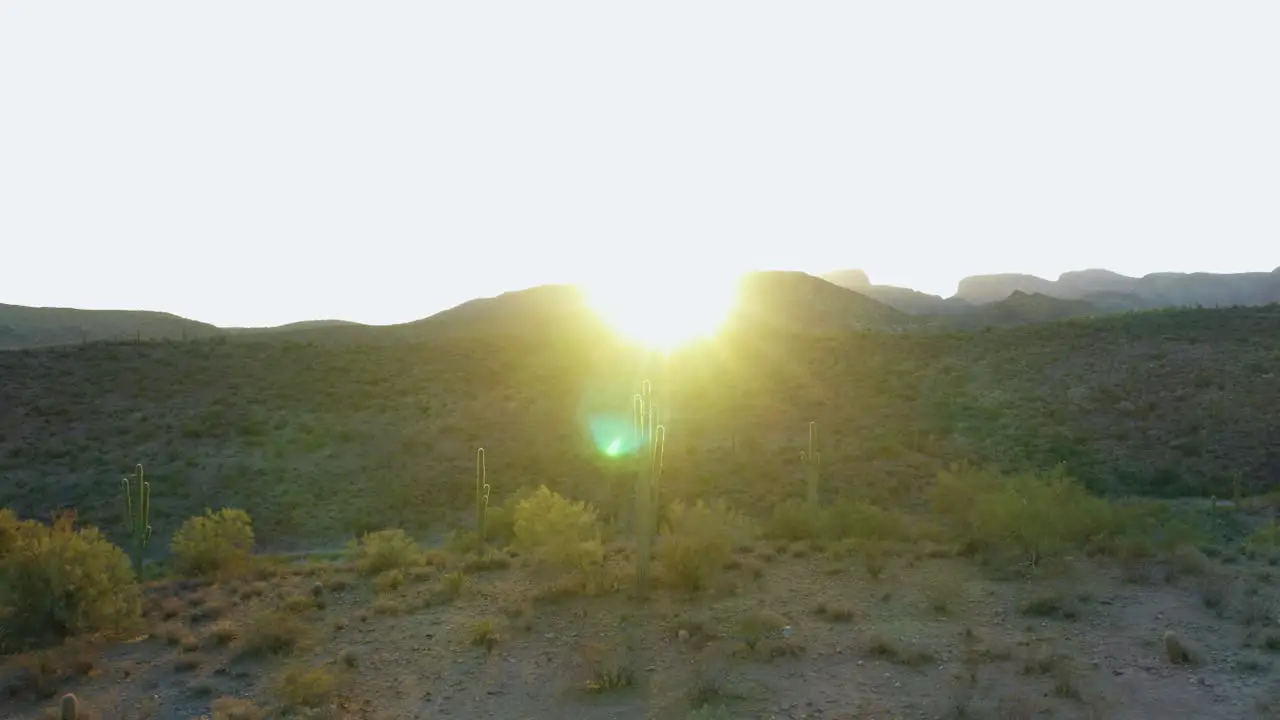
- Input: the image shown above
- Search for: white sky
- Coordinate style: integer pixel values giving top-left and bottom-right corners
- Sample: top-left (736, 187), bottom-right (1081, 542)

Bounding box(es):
top-left (2, 2), bottom-right (1277, 327)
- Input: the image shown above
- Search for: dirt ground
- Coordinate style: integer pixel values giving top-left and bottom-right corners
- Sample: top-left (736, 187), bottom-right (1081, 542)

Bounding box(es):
top-left (5, 538), bottom-right (1280, 720)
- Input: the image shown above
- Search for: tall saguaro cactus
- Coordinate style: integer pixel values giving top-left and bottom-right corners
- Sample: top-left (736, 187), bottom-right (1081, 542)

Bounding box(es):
top-left (475, 448), bottom-right (490, 550)
top-left (633, 380), bottom-right (666, 594)
top-left (121, 464), bottom-right (152, 575)
top-left (801, 421), bottom-right (820, 508)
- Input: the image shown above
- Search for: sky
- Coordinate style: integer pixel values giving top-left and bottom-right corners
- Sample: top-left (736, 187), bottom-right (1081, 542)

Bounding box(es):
top-left (2, 3), bottom-right (1277, 327)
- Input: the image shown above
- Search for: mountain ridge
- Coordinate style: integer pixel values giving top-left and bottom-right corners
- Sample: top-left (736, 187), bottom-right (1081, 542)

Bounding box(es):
top-left (5, 265), bottom-right (1279, 349)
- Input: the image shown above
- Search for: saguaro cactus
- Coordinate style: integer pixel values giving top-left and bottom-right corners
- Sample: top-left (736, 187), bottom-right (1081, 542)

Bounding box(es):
top-left (475, 447), bottom-right (490, 549)
top-left (801, 421), bottom-right (820, 508)
top-left (121, 464), bottom-right (152, 576)
top-left (633, 380), bottom-right (666, 594)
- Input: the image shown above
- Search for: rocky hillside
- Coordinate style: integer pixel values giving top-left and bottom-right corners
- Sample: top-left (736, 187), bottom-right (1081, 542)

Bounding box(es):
top-left (2, 303), bottom-right (1278, 552)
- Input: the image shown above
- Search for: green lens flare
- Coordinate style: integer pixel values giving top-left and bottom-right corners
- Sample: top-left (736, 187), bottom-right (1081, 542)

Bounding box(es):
top-left (589, 414), bottom-right (639, 457)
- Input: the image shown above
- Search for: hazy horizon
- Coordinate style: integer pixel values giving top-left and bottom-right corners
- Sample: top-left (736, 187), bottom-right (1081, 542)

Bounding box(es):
top-left (4, 3), bottom-right (1278, 327)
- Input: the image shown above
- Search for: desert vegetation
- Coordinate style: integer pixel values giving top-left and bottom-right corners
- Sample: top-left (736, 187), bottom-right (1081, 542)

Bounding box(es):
top-left (3, 304), bottom-right (1280, 717)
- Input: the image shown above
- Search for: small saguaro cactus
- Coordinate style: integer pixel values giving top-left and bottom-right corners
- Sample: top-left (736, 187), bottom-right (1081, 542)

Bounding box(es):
top-left (801, 421), bottom-right (820, 508)
top-left (121, 463), bottom-right (152, 576)
top-left (60, 693), bottom-right (79, 720)
top-left (633, 379), bottom-right (666, 594)
top-left (475, 448), bottom-right (490, 549)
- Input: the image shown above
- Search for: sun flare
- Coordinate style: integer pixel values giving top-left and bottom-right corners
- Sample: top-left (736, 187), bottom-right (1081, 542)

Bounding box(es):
top-left (581, 270), bottom-right (741, 350)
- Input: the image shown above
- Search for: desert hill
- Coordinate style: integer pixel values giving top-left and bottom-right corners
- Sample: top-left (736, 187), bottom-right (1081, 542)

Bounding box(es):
top-left (2, 301), bottom-right (1278, 551)
top-left (0, 303), bottom-right (222, 349)
top-left (0, 272), bottom-right (911, 350)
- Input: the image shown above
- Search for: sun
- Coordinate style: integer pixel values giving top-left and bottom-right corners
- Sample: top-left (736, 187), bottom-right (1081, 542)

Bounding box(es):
top-left (581, 269), bottom-right (741, 350)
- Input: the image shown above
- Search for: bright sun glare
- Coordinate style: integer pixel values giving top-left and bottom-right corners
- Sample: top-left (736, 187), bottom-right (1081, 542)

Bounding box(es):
top-left (582, 270), bottom-right (741, 351)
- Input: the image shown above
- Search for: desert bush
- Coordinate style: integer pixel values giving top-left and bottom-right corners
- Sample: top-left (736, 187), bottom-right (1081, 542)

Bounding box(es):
top-left (484, 486), bottom-right (538, 546)
top-left (0, 511), bottom-right (141, 650)
top-left (514, 486), bottom-right (601, 556)
top-left (347, 529), bottom-right (421, 575)
top-left (205, 620), bottom-right (238, 647)
top-left (373, 569), bottom-right (405, 594)
top-left (733, 610), bottom-right (788, 651)
top-left (931, 465), bottom-right (1113, 567)
top-left (580, 641), bottom-right (635, 693)
top-left (211, 697), bottom-right (265, 720)
top-left (657, 500), bottom-right (754, 592)
top-left (241, 611), bottom-right (306, 656)
top-left (171, 509), bottom-right (255, 578)
top-left (1247, 522), bottom-right (1280, 554)
top-left (824, 499), bottom-right (913, 543)
top-left (1093, 499), bottom-right (1208, 557)
top-left (440, 570), bottom-right (465, 601)
top-left (469, 618), bottom-right (500, 651)
top-left (766, 500), bottom-right (824, 541)
top-left (272, 665), bottom-right (339, 711)
top-left (513, 486), bottom-right (605, 589)
top-left (0, 508), bottom-right (21, 555)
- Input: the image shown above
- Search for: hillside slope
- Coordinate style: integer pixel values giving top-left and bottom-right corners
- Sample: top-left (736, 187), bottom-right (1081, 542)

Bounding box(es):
top-left (0, 303), bottom-right (221, 349)
top-left (2, 305), bottom-right (1278, 551)
top-left (729, 271), bottom-right (917, 331)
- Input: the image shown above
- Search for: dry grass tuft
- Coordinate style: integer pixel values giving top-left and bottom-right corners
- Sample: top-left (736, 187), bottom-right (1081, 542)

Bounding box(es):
top-left (240, 611), bottom-right (307, 657)
top-left (272, 665), bottom-right (340, 712)
top-left (469, 619), bottom-right (501, 652)
top-left (205, 620), bottom-right (239, 647)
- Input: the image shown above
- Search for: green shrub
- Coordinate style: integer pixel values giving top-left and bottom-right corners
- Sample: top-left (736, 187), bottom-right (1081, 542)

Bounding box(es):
top-left (656, 500), bottom-right (754, 592)
top-left (930, 465), bottom-right (1112, 567)
top-left (485, 487), bottom-right (537, 547)
top-left (513, 487), bottom-right (608, 592)
top-left (241, 611), bottom-right (306, 656)
top-left (824, 499), bottom-right (912, 543)
top-left (766, 500), bottom-right (824, 542)
top-left (0, 512), bottom-right (141, 650)
top-left (272, 665), bottom-right (339, 711)
top-left (514, 487), bottom-right (601, 555)
top-left (0, 508), bottom-right (21, 556)
top-left (346, 529), bottom-right (421, 576)
top-left (1247, 522), bottom-right (1280, 553)
top-left (171, 509), bottom-right (255, 578)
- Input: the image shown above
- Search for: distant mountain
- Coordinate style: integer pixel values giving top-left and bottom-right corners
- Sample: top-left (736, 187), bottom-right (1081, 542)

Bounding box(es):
top-left (225, 320), bottom-right (366, 334)
top-left (0, 303), bottom-right (221, 349)
top-left (955, 268), bottom-right (1280, 307)
top-left (729, 271), bottom-right (916, 332)
top-left (822, 266), bottom-right (1280, 324)
top-left (819, 270), bottom-right (974, 316)
top-left (6, 265), bottom-right (1278, 350)
top-left (935, 291), bottom-right (1100, 330)
top-left (954, 273), bottom-right (1061, 304)
top-left (410, 271), bottom-right (914, 339)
